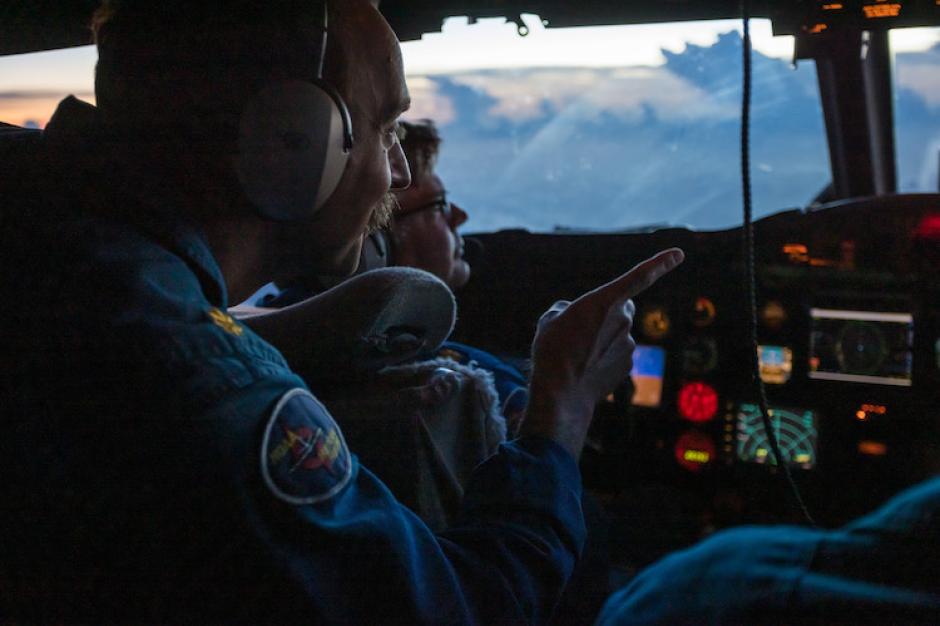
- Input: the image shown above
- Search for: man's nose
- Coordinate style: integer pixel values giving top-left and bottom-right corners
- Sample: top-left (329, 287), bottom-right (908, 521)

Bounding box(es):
top-left (389, 141), bottom-right (411, 191)
top-left (450, 203), bottom-right (468, 228)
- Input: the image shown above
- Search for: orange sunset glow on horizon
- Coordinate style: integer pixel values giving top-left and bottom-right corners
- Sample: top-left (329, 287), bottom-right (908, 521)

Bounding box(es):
top-left (0, 92), bottom-right (96, 128)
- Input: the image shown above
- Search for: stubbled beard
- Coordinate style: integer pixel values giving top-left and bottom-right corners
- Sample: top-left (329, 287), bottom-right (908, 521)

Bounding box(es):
top-left (367, 192), bottom-right (398, 234)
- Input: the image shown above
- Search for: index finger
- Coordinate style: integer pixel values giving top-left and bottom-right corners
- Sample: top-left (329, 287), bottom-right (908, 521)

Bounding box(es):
top-left (588, 248), bottom-right (685, 305)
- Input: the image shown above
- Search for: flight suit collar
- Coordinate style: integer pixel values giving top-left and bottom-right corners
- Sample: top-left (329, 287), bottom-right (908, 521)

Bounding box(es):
top-left (43, 96), bottom-right (228, 308)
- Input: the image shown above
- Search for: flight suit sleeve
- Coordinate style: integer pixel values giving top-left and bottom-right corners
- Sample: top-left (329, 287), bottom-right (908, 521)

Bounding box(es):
top-left (596, 526), bottom-right (821, 626)
top-left (598, 478), bottom-right (940, 626)
top-left (212, 381), bottom-right (586, 625)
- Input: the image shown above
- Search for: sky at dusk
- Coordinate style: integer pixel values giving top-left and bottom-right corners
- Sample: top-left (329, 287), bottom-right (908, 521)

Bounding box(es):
top-left (1, 17), bottom-right (938, 128)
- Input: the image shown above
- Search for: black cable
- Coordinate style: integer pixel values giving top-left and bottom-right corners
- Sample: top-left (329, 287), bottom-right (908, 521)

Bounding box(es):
top-left (740, 0), bottom-right (816, 526)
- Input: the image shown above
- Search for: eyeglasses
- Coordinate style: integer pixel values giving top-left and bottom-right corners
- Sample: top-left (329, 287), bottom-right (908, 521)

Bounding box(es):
top-left (396, 196), bottom-right (452, 220)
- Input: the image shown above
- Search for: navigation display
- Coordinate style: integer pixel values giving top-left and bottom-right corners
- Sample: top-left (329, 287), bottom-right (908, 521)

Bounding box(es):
top-left (809, 309), bottom-right (913, 386)
top-left (630, 345), bottom-right (665, 408)
top-left (736, 404), bottom-right (818, 470)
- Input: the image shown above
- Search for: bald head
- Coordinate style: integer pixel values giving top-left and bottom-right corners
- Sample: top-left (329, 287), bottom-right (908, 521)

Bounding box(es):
top-left (93, 1), bottom-right (382, 141)
top-left (326, 1), bottom-right (408, 114)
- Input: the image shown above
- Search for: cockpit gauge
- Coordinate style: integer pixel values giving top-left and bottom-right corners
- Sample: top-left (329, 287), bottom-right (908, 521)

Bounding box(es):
top-left (641, 307), bottom-right (671, 340)
top-left (691, 297), bottom-right (716, 328)
top-left (760, 300), bottom-right (787, 331)
top-left (682, 337), bottom-right (718, 376)
top-left (836, 321), bottom-right (888, 375)
top-left (809, 309), bottom-right (913, 386)
top-left (678, 382), bottom-right (719, 423)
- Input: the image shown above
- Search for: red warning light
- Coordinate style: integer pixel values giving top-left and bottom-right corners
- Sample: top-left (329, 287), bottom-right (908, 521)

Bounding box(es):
top-left (674, 430), bottom-right (717, 472)
top-left (914, 215), bottom-right (940, 240)
top-left (678, 382), bottom-right (719, 423)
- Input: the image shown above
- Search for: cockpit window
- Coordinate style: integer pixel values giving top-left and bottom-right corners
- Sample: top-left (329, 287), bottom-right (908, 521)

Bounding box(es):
top-left (0, 45), bottom-right (96, 128)
top-left (891, 27), bottom-right (940, 194)
top-left (401, 17), bottom-right (829, 233)
top-left (7, 20), bottom-right (938, 233)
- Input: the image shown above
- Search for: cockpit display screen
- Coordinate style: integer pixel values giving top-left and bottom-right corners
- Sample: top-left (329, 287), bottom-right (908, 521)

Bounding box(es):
top-left (758, 345), bottom-right (793, 385)
top-left (631, 344), bottom-right (665, 408)
top-left (809, 309), bottom-right (913, 386)
top-left (736, 404), bottom-right (818, 470)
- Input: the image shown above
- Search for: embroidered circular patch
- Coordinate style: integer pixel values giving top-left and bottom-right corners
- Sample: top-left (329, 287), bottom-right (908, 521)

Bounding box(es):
top-left (261, 388), bottom-right (353, 505)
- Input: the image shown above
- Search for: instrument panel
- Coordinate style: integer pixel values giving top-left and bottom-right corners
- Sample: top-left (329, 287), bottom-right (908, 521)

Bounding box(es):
top-left (458, 194), bottom-right (940, 561)
top-left (772, 0), bottom-right (940, 35)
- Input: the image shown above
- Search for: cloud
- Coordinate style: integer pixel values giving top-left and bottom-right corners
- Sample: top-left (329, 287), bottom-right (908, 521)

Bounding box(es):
top-left (447, 67), bottom-right (737, 123)
top-left (402, 76), bottom-right (456, 125)
top-left (897, 63), bottom-right (940, 107)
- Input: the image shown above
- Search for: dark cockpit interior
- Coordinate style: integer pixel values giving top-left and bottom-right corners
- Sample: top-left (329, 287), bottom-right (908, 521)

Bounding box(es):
top-left (3, 0), bottom-right (940, 619)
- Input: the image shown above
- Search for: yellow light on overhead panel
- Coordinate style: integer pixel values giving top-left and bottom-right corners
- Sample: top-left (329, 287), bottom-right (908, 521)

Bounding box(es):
top-left (783, 243), bottom-right (810, 263)
top-left (863, 3), bottom-right (901, 18)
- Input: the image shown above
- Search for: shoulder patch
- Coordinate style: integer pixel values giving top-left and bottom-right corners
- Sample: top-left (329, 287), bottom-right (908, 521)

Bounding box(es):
top-left (261, 388), bottom-right (353, 505)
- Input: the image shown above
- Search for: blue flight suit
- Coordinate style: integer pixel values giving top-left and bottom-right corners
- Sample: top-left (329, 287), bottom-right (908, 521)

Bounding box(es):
top-left (435, 341), bottom-right (529, 427)
top-left (598, 476), bottom-right (940, 625)
top-left (0, 97), bottom-right (585, 624)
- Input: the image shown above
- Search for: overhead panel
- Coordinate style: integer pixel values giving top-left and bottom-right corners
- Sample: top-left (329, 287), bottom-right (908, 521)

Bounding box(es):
top-left (382, 1), bottom-right (774, 41)
top-left (773, 0), bottom-right (940, 36)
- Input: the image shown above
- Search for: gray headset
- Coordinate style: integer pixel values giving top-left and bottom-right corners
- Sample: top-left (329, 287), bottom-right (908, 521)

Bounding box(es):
top-left (235, 1), bottom-right (354, 221)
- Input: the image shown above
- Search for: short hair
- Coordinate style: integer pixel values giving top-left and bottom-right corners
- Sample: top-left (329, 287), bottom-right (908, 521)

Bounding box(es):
top-left (399, 119), bottom-right (442, 184)
top-left (91, 1), bottom-right (347, 145)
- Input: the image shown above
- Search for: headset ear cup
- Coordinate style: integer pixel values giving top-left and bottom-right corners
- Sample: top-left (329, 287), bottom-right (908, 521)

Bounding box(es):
top-left (236, 80), bottom-right (349, 221)
top-left (315, 100), bottom-right (348, 210)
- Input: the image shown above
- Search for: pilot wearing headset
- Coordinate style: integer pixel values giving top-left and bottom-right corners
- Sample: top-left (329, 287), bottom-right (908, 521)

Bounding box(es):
top-left (0, 1), bottom-right (683, 624)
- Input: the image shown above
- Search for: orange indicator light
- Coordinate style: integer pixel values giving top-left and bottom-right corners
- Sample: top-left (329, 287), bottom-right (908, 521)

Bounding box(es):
top-left (863, 3), bottom-right (901, 18)
top-left (641, 307), bottom-right (671, 340)
top-left (859, 440), bottom-right (888, 456)
top-left (692, 297), bottom-right (717, 327)
top-left (806, 23), bottom-right (829, 34)
top-left (822, 3), bottom-right (843, 8)
top-left (857, 404), bottom-right (887, 421)
top-left (783, 243), bottom-right (810, 263)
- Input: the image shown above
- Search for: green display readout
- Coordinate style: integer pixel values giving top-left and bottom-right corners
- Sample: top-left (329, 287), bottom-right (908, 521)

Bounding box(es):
top-left (736, 404), bottom-right (818, 469)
